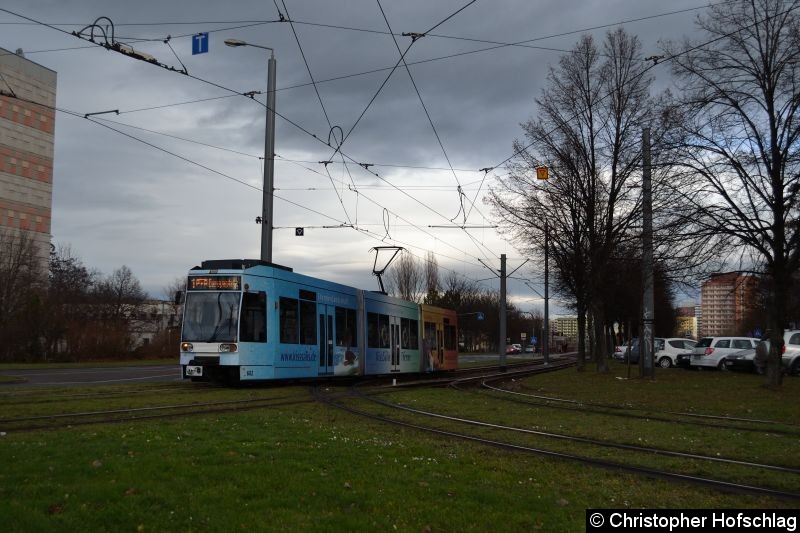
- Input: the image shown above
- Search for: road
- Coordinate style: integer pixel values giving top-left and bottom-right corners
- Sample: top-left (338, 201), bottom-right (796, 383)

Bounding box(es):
top-left (0, 354), bottom-right (552, 387)
top-left (0, 365), bottom-right (181, 386)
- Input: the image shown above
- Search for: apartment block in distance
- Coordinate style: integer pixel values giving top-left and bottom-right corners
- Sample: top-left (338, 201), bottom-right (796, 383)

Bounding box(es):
top-left (674, 305), bottom-right (698, 339)
top-left (554, 316), bottom-right (579, 338)
top-left (0, 47), bottom-right (56, 269)
top-left (699, 272), bottom-right (757, 337)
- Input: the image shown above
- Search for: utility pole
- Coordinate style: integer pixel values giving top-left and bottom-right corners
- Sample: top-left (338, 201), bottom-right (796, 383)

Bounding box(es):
top-left (499, 253), bottom-right (507, 370)
top-left (226, 39), bottom-right (277, 263)
top-left (543, 221), bottom-right (550, 364)
top-left (262, 52), bottom-right (277, 263)
top-left (641, 127), bottom-right (654, 378)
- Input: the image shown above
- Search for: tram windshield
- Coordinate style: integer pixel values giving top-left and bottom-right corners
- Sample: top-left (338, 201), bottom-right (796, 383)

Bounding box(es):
top-left (182, 292), bottom-right (240, 342)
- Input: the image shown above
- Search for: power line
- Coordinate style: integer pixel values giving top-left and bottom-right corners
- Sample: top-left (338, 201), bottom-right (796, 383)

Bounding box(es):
top-left (279, 0), bottom-right (353, 225)
top-left (277, 155), bottom-right (493, 269)
top-left (94, 116), bottom-right (262, 158)
top-left (2, 93), bottom-right (502, 295)
top-left (377, 0), bottom-right (465, 209)
top-left (334, 0), bottom-right (478, 156)
top-left (2, 11), bottom-right (540, 266)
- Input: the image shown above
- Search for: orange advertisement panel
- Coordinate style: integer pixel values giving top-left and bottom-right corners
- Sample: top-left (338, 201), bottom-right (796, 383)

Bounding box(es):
top-left (420, 305), bottom-right (458, 371)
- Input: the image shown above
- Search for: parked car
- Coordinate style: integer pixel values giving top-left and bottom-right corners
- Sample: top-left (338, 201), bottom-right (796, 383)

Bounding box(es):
top-left (611, 344), bottom-right (626, 359)
top-left (723, 348), bottom-right (758, 373)
top-left (524, 344), bottom-right (535, 353)
top-left (676, 352), bottom-right (693, 369)
top-left (754, 330), bottom-right (800, 375)
top-left (691, 337), bottom-right (760, 370)
top-left (618, 337), bottom-right (675, 365)
top-left (506, 344), bottom-right (522, 355)
top-left (616, 338), bottom-right (640, 363)
top-left (655, 338), bottom-right (697, 368)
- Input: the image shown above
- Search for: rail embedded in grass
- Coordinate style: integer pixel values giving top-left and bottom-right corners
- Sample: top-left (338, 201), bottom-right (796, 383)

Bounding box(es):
top-left (314, 382), bottom-right (800, 502)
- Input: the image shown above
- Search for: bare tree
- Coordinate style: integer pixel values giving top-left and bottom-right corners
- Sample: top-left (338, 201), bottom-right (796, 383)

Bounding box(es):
top-left (91, 265), bottom-right (148, 356)
top-left (663, 0), bottom-right (800, 387)
top-left (96, 265), bottom-right (147, 320)
top-left (46, 244), bottom-right (98, 359)
top-left (423, 251), bottom-right (440, 303)
top-left (489, 29), bottom-right (653, 372)
top-left (385, 251), bottom-right (423, 302)
top-left (162, 276), bottom-right (187, 303)
top-left (0, 230), bottom-right (46, 361)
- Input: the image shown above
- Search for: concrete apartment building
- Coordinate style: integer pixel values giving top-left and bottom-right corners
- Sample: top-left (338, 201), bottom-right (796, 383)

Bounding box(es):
top-left (554, 316), bottom-right (579, 337)
top-left (699, 272), bottom-right (757, 337)
top-left (0, 47), bottom-right (56, 269)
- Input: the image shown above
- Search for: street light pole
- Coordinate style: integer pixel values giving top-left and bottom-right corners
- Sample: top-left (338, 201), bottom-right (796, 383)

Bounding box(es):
top-left (543, 221), bottom-right (550, 365)
top-left (500, 253), bottom-right (507, 370)
top-left (641, 127), bottom-right (654, 378)
top-left (225, 39), bottom-right (277, 263)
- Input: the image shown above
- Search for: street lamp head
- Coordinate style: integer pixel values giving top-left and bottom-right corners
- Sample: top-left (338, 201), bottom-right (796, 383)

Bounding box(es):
top-left (224, 39), bottom-right (248, 47)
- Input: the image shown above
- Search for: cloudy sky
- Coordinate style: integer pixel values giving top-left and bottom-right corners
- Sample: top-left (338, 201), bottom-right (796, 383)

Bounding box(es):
top-left (1, 0), bottom-right (708, 311)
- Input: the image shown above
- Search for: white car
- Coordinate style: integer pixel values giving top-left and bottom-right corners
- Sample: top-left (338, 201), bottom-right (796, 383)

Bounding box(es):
top-left (691, 337), bottom-right (760, 370)
top-left (655, 338), bottom-right (697, 368)
top-left (755, 330), bottom-right (800, 375)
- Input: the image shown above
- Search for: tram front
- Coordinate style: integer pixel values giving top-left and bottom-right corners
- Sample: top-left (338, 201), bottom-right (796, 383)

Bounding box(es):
top-left (180, 274), bottom-right (243, 382)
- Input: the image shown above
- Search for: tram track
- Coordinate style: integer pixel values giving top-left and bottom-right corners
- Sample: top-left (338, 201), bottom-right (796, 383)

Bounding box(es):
top-left (0, 361), bottom-right (556, 432)
top-left (0, 383), bottom-right (212, 406)
top-left (0, 392), bottom-right (318, 433)
top-left (312, 367), bottom-right (800, 502)
top-left (353, 387), bottom-right (800, 474)
top-left (473, 379), bottom-right (800, 437)
top-left (512, 385), bottom-right (800, 427)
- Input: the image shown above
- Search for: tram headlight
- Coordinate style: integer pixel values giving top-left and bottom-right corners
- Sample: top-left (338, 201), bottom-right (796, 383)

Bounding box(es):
top-left (181, 342), bottom-right (194, 352)
top-left (219, 343), bottom-right (238, 353)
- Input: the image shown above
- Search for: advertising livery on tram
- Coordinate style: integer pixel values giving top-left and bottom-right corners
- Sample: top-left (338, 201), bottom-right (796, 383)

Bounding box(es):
top-left (179, 259), bottom-right (457, 382)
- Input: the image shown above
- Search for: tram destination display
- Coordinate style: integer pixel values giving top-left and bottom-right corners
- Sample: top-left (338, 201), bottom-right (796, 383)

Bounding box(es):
top-left (187, 275), bottom-right (241, 291)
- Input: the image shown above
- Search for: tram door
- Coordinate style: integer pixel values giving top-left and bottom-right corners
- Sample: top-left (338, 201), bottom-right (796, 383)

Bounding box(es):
top-left (318, 305), bottom-right (334, 375)
top-left (390, 316), bottom-right (401, 372)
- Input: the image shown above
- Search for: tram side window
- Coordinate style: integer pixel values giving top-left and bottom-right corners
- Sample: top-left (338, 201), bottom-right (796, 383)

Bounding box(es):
top-left (409, 319), bottom-right (418, 348)
top-left (280, 297), bottom-right (299, 344)
top-left (335, 307), bottom-right (357, 347)
top-left (401, 318), bottom-right (419, 349)
top-left (444, 324), bottom-right (457, 350)
top-left (240, 292), bottom-right (267, 342)
top-left (367, 313), bottom-right (379, 348)
top-left (299, 300), bottom-right (317, 345)
top-left (378, 314), bottom-right (390, 348)
top-left (367, 313), bottom-right (390, 349)
top-left (424, 322), bottom-right (437, 345)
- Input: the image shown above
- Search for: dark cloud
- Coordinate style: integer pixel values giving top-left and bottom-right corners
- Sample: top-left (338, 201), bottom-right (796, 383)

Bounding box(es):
top-left (2, 0), bottom-right (705, 306)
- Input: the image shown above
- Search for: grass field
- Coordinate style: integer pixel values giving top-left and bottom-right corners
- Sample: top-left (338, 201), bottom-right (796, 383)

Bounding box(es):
top-left (0, 363), bottom-right (797, 531)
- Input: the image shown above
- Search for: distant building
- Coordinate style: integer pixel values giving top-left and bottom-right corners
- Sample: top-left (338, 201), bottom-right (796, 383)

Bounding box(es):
top-left (674, 305), bottom-right (698, 339)
top-left (700, 273), bottom-right (757, 337)
top-left (130, 300), bottom-right (183, 349)
top-left (0, 47), bottom-right (56, 270)
top-left (554, 316), bottom-right (578, 338)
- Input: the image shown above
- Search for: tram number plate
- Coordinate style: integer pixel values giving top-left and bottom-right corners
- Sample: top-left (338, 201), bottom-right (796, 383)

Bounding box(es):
top-left (186, 366), bottom-right (203, 377)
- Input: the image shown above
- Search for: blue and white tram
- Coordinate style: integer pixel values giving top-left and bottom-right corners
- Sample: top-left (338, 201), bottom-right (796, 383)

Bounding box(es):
top-left (179, 259), bottom-right (457, 382)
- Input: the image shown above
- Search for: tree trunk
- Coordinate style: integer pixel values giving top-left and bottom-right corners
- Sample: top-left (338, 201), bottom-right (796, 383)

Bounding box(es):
top-left (576, 300), bottom-right (587, 372)
top-left (593, 305), bottom-right (609, 372)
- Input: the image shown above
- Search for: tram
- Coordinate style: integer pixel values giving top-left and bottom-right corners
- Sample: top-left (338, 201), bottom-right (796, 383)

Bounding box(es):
top-left (179, 259), bottom-right (458, 382)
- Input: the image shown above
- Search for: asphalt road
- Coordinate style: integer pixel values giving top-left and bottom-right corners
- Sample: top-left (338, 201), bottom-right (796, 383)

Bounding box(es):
top-left (0, 354), bottom-right (558, 387)
top-left (0, 365), bottom-right (182, 386)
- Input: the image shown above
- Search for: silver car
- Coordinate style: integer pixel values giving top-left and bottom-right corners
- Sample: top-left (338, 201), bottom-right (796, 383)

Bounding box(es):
top-left (755, 330), bottom-right (800, 375)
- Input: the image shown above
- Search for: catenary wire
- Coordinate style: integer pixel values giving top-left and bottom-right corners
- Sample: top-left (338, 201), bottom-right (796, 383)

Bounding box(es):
top-left (4, 89), bottom-right (498, 292)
